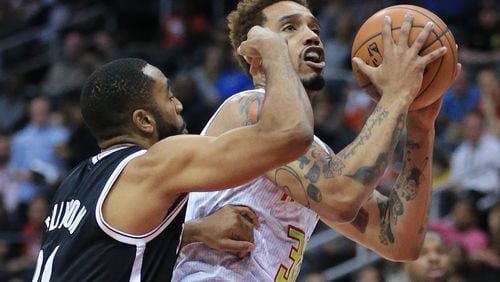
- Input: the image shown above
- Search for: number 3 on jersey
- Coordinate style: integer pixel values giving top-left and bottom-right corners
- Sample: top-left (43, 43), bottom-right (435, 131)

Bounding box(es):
top-left (274, 225), bottom-right (306, 282)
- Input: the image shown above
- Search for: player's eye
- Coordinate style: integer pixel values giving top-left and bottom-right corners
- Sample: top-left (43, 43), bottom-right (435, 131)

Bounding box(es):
top-left (282, 25), bottom-right (296, 32)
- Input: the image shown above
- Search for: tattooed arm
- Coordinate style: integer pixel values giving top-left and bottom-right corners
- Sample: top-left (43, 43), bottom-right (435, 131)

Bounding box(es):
top-left (321, 99), bottom-right (442, 261)
top-left (263, 102), bottom-right (407, 222)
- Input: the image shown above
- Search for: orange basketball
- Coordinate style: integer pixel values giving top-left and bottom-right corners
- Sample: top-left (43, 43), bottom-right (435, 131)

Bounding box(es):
top-left (351, 5), bottom-right (458, 110)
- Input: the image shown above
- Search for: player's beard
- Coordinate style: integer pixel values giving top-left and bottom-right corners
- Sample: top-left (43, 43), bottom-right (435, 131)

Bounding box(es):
top-left (301, 74), bottom-right (325, 91)
top-left (150, 107), bottom-right (187, 140)
top-left (156, 120), bottom-right (186, 140)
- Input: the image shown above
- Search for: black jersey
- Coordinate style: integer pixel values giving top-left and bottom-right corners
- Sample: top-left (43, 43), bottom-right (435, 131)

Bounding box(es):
top-left (33, 146), bottom-right (187, 282)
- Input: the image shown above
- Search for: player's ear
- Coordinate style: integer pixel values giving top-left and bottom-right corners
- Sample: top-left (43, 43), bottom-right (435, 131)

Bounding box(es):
top-left (132, 109), bottom-right (155, 134)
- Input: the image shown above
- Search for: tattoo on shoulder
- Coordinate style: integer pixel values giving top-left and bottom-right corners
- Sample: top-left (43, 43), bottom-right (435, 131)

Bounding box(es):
top-left (239, 94), bottom-right (263, 125)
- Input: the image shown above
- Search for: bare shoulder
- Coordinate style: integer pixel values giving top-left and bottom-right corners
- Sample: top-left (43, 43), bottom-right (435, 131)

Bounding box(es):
top-left (207, 89), bottom-right (265, 135)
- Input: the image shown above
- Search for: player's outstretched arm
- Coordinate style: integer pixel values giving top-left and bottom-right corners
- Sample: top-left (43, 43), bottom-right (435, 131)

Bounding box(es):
top-left (128, 26), bottom-right (313, 195)
top-left (322, 99), bottom-right (440, 261)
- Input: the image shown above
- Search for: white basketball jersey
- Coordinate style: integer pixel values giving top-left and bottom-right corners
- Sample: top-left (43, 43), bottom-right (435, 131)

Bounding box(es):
top-left (173, 90), bottom-right (326, 282)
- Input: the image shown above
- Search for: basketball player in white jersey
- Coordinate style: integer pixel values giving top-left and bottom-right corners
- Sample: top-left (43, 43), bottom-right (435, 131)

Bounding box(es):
top-left (173, 0), bottom-right (462, 281)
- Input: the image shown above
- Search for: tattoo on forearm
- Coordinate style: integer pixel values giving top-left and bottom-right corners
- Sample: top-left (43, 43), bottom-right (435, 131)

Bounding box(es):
top-left (377, 191), bottom-right (403, 245)
top-left (406, 139), bottom-right (421, 150)
top-left (298, 156), bottom-right (310, 169)
top-left (305, 162), bottom-right (321, 183)
top-left (351, 208), bottom-right (369, 233)
top-left (310, 142), bottom-right (322, 158)
top-left (307, 184), bottom-right (322, 203)
top-left (318, 146), bottom-right (345, 179)
top-left (338, 106), bottom-right (389, 159)
top-left (239, 95), bottom-right (263, 125)
top-left (323, 157), bottom-right (345, 179)
top-left (346, 152), bottom-right (389, 186)
top-left (390, 114), bottom-right (406, 149)
top-left (377, 139), bottom-right (429, 245)
top-left (305, 163), bottom-right (323, 203)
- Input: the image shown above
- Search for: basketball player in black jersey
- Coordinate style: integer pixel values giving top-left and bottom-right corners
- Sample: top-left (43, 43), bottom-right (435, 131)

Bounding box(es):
top-left (34, 25), bottom-right (315, 282)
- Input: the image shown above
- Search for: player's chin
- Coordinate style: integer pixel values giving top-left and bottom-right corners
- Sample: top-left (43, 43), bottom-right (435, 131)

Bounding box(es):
top-left (301, 73), bottom-right (326, 91)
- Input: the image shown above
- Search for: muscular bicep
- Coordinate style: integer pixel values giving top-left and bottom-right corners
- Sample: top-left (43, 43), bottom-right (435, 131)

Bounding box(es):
top-left (133, 91), bottom-right (298, 196)
top-left (142, 129), bottom-right (282, 193)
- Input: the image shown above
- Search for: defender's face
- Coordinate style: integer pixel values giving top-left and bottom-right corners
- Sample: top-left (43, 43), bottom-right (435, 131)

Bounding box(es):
top-left (262, 1), bottom-right (325, 91)
top-left (143, 64), bottom-right (187, 140)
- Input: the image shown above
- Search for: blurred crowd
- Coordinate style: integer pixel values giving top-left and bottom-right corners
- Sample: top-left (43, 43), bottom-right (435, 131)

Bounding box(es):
top-left (0, 0), bottom-right (498, 281)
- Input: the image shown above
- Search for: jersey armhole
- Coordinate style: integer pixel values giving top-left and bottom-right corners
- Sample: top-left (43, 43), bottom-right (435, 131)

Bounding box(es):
top-left (94, 150), bottom-right (188, 245)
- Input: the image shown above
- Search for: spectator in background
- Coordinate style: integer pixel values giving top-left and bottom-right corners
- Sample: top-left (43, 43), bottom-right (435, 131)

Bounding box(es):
top-left (477, 68), bottom-right (500, 137)
top-left (171, 72), bottom-right (216, 134)
top-left (471, 201), bottom-right (500, 280)
top-left (9, 97), bottom-right (68, 220)
top-left (311, 82), bottom-right (350, 151)
top-left (0, 133), bottom-right (20, 215)
top-left (190, 45), bottom-right (225, 106)
top-left (5, 196), bottom-right (48, 281)
top-left (323, 12), bottom-right (354, 83)
top-left (41, 31), bottom-right (87, 97)
top-left (403, 231), bottom-right (453, 282)
top-left (356, 265), bottom-right (384, 282)
top-left (303, 271), bottom-right (327, 282)
top-left (92, 30), bottom-right (119, 62)
top-left (450, 111), bottom-right (500, 207)
top-left (460, 0), bottom-right (500, 66)
top-left (0, 72), bottom-right (29, 134)
top-left (438, 67), bottom-right (481, 155)
top-left (55, 91), bottom-right (99, 170)
top-left (430, 198), bottom-right (489, 257)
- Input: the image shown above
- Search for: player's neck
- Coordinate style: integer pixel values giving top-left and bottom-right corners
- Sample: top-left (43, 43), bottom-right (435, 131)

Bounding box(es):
top-left (99, 136), bottom-right (144, 152)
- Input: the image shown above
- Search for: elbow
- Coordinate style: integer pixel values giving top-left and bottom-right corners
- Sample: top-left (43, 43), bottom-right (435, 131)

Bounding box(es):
top-left (322, 192), bottom-right (364, 224)
top-left (319, 198), bottom-right (360, 224)
top-left (285, 122), bottom-right (314, 157)
top-left (381, 235), bottom-right (424, 262)
top-left (383, 248), bottom-right (421, 262)
top-left (332, 206), bottom-right (359, 224)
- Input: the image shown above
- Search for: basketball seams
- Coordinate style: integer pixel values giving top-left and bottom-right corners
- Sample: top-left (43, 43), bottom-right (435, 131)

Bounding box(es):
top-left (352, 26), bottom-right (437, 57)
top-left (352, 5), bottom-right (457, 110)
top-left (356, 26), bottom-right (444, 89)
top-left (385, 5), bottom-right (447, 33)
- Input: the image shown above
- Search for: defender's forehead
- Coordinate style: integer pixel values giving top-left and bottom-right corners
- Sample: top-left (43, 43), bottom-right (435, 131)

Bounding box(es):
top-left (142, 64), bottom-right (167, 85)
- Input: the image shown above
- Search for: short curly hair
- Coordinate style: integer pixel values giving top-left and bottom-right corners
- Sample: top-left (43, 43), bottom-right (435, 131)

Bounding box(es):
top-left (228, 0), bottom-right (309, 76)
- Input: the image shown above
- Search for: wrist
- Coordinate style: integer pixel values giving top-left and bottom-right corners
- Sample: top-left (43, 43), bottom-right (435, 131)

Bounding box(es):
top-left (182, 220), bottom-right (203, 246)
top-left (378, 94), bottom-right (411, 111)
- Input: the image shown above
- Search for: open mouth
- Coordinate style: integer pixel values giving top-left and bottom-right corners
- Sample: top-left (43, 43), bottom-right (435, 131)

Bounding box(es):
top-left (303, 47), bottom-right (325, 71)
